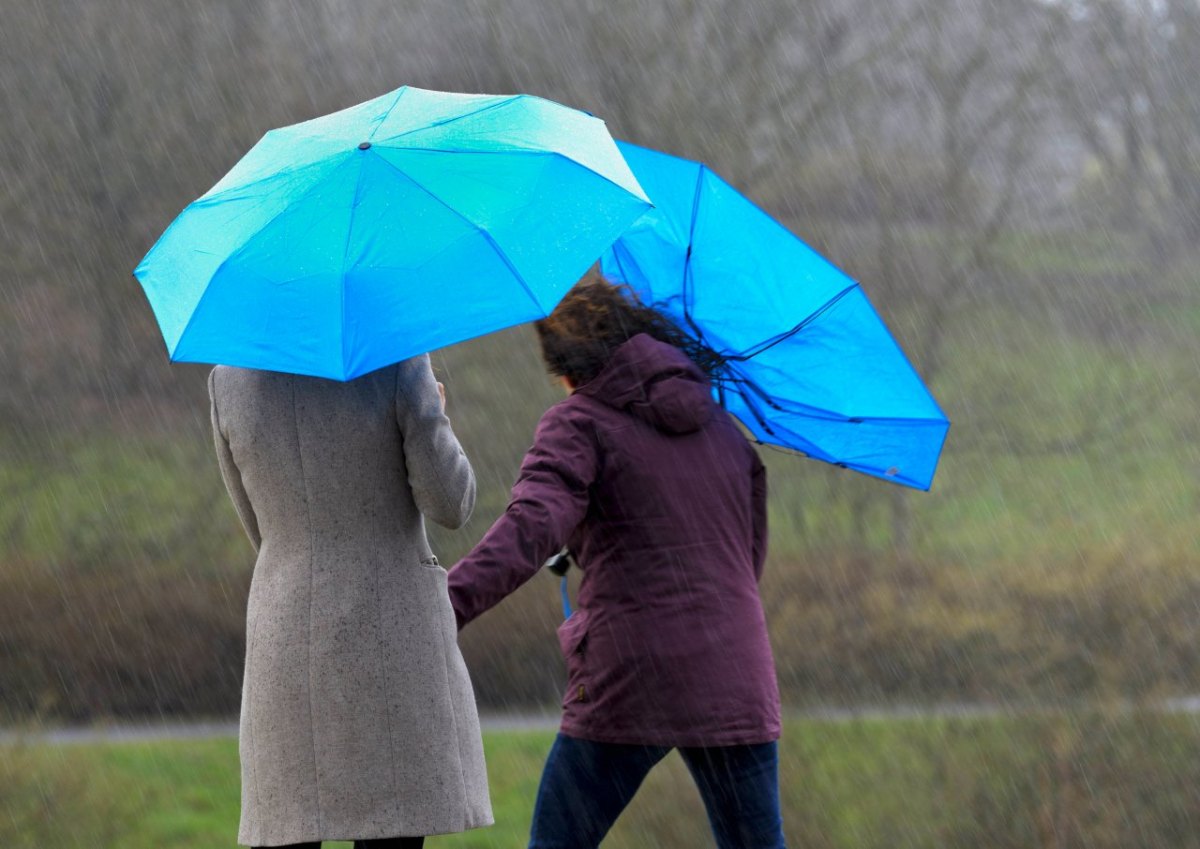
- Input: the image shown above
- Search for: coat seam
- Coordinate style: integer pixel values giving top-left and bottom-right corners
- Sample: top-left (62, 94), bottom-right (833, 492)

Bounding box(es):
top-left (213, 367), bottom-right (266, 845)
top-left (243, 597), bottom-right (265, 843)
top-left (291, 376), bottom-right (324, 835)
top-left (223, 369), bottom-right (488, 840)
top-left (437, 599), bottom-right (470, 831)
top-left (370, 491), bottom-right (402, 823)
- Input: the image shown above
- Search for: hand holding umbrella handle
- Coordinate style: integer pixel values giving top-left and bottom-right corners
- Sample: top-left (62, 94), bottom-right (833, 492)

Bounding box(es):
top-left (544, 549), bottom-right (574, 577)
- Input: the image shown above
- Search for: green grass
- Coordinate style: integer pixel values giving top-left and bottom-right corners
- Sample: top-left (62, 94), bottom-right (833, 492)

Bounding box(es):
top-left (759, 298), bottom-right (1200, 566)
top-left (0, 434), bottom-right (241, 577)
top-left (994, 229), bottom-right (1146, 278)
top-left (6, 714), bottom-right (1200, 848)
top-left (3, 299), bottom-right (1198, 579)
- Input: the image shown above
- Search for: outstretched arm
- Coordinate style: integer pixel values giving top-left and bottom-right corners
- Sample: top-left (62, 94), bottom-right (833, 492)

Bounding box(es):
top-left (396, 355), bottom-right (476, 530)
top-left (448, 402), bottom-right (598, 629)
top-left (208, 369), bottom-right (261, 552)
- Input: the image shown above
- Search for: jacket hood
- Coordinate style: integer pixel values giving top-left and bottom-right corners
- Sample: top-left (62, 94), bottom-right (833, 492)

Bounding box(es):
top-left (576, 334), bottom-right (714, 434)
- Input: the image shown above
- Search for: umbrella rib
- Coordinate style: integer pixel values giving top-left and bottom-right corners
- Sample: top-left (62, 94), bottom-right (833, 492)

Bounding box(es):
top-left (191, 89), bottom-right (426, 207)
top-left (338, 157), bottom-right (371, 381)
top-left (731, 386), bottom-right (833, 461)
top-left (725, 283), bottom-right (861, 363)
top-left (365, 152), bottom-right (547, 316)
top-left (723, 362), bottom-right (947, 425)
top-left (371, 145), bottom-right (554, 158)
top-left (376, 95), bottom-right (523, 145)
top-left (371, 145), bottom-right (652, 206)
top-left (196, 95), bottom-right (518, 206)
top-left (757, 442), bottom-right (931, 490)
top-left (744, 401), bottom-right (940, 490)
top-left (196, 157), bottom-right (341, 208)
top-left (609, 244), bottom-right (640, 293)
top-left (368, 86), bottom-right (410, 141)
top-left (687, 157), bottom-right (862, 285)
top-left (171, 154), bottom-right (356, 358)
top-left (679, 165), bottom-right (720, 355)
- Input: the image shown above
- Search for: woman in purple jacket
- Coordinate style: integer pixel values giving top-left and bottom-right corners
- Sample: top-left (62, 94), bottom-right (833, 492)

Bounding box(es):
top-left (448, 277), bottom-right (785, 849)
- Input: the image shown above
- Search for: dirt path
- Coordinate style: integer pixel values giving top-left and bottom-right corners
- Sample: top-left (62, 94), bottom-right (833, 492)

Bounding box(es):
top-left (0, 712), bottom-right (561, 746)
top-left (6, 699), bottom-right (1199, 746)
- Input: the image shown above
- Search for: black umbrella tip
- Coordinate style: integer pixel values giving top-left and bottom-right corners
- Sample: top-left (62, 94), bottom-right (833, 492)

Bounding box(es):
top-left (358, 141), bottom-right (371, 150)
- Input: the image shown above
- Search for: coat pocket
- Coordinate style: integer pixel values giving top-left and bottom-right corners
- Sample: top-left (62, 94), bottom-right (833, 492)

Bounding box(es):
top-left (556, 609), bottom-right (589, 658)
top-left (556, 610), bottom-right (591, 705)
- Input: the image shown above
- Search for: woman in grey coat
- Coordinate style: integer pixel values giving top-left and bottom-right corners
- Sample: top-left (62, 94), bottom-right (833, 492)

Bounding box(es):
top-left (208, 355), bottom-right (493, 848)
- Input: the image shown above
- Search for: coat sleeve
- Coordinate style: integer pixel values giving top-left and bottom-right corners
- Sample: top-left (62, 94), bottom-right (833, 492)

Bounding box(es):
top-left (395, 355), bottom-right (476, 530)
top-left (751, 449), bottom-right (768, 581)
top-left (447, 402), bottom-right (599, 629)
top-left (209, 369), bottom-right (262, 553)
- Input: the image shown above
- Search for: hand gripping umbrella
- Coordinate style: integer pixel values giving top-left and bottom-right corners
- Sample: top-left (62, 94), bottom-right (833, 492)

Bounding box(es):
top-left (134, 86), bottom-right (650, 380)
top-left (601, 141), bottom-right (949, 490)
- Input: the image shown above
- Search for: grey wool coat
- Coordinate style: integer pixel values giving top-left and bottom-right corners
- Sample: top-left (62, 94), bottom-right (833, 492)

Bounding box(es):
top-left (208, 357), bottom-right (492, 847)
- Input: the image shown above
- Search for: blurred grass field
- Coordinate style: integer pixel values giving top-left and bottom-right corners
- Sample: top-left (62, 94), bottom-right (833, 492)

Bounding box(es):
top-left (3, 299), bottom-right (1196, 578)
top-left (5, 714), bottom-right (1200, 848)
top-left (2, 294), bottom-right (1200, 718)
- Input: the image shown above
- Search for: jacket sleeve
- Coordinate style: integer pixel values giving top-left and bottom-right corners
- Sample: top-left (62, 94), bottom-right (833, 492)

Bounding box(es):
top-left (209, 369), bottom-right (262, 553)
top-left (751, 449), bottom-right (768, 581)
top-left (448, 402), bottom-right (599, 629)
top-left (395, 354), bottom-right (476, 530)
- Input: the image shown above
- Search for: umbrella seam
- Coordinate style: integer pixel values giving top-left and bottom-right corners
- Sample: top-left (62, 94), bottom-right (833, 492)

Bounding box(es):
top-left (371, 145), bottom-right (651, 205)
top-left (609, 243), bottom-right (635, 289)
top-left (339, 155), bottom-right (371, 380)
top-left (365, 153), bottom-right (547, 316)
top-left (723, 361), bottom-right (947, 424)
top-left (171, 154), bottom-right (356, 359)
top-left (290, 377), bottom-right (324, 835)
top-left (602, 141), bottom-right (946, 491)
top-left (197, 155), bottom-right (346, 207)
top-left (848, 282), bottom-right (949, 419)
top-left (375, 94), bottom-right (522, 145)
top-left (679, 164), bottom-right (729, 391)
top-left (654, 142), bottom-right (866, 276)
top-left (200, 85), bottom-right (407, 204)
top-left (727, 283), bottom-right (861, 364)
top-left (680, 165), bottom-right (707, 346)
top-left (758, 442), bottom-right (934, 491)
top-left (368, 85), bottom-right (410, 141)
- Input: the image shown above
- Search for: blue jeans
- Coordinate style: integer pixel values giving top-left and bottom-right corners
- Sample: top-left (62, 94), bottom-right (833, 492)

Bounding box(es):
top-left (528, 734), bottom-right (786, 849)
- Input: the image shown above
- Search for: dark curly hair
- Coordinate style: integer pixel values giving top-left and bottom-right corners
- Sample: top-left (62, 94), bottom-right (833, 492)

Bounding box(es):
top-left (535, 274), bottom-right (722, 387)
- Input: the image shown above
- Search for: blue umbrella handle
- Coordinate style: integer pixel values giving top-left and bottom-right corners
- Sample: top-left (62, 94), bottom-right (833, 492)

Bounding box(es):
top-left (560, 576), bottom-right (573, 620)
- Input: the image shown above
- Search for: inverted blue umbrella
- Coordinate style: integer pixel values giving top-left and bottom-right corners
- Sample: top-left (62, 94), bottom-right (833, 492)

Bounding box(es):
top-left (134, 86), bottom-right (650, 380)
top-left (601, 141), bottom-right (949, 490)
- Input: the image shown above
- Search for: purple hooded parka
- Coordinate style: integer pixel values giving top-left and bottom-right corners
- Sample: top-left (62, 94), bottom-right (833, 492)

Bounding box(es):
top-left (448, 334), bottom-right (781, 747)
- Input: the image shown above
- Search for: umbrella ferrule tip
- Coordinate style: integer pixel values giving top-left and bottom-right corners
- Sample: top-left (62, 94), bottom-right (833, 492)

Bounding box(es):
top-left (358, 141), bottom-right (371, 150)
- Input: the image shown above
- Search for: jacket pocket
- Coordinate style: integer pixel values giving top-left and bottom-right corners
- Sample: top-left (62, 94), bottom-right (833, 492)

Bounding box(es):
top-left (556, 609), bottom-right (589, 658)
top-left (557, 611), bottom-right (590, 705)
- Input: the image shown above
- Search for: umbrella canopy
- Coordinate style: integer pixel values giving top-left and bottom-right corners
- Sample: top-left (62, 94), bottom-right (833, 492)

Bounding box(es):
top-left (600, 141), bottom-right (949, 490)
top-left (135, 86), bottom-right (650, 380)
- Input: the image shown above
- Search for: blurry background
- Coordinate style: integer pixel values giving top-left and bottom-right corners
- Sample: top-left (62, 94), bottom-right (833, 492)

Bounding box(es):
top-left (2, 0), bottom-right (1199, 846)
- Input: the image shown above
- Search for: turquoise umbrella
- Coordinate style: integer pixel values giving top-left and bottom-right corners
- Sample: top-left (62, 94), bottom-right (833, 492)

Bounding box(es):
top-left (135, 86), bottom-right (650, 380)
top-left (601, 141), bottom-right (948, 490)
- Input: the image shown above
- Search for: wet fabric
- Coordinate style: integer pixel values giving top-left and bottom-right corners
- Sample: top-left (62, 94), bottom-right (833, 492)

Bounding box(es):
top-left (601, 140), bottom-right (949, 490)
top-left (210, 358), bottom-right (491, 846)
top-left (135, 86), bottom-right (650, 381)
top-left (449, 334), bottom-right (781, 747)
top-left (528, 734), bottom-right (786, 849)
